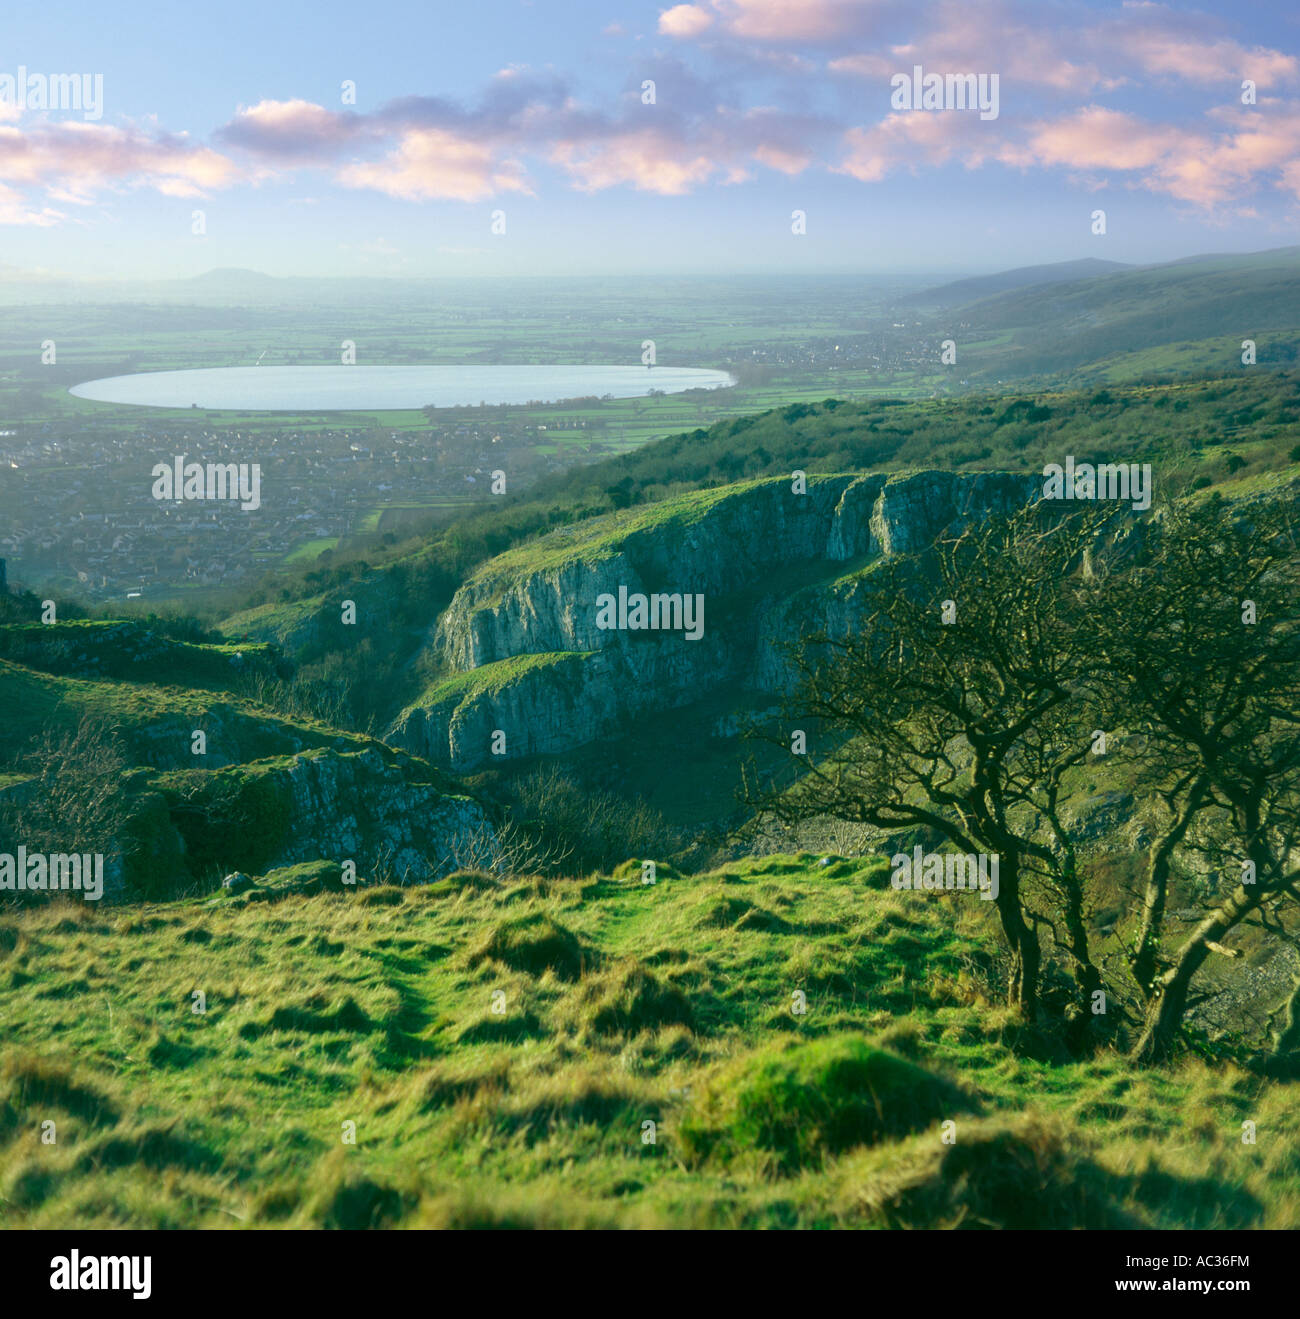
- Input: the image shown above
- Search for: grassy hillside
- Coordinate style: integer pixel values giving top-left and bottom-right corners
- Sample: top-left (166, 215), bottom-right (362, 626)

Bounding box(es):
top-left (903, 257), bottom-right (1133, 308)
top-left (0, 619), bottom-right (279, 689)
top-left (954, 248), bottom-right (1300, 382)
top-left (0, 654), bottom-right (365, 766)
top-left (1, 856), bottom-right (1294, 1229)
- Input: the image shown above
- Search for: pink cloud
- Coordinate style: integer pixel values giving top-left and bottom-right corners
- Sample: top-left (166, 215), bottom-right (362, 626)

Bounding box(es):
top-left (1012, 103), bottom-right (1300, 206)
top-left (0, 181), bottom-right (62, 226)
top-left (0, 121), bottom-right (240, 211)
top-left (1018, 106), bottom-right (1187, 173)
top-left (1102, 17), bottom-right (1298, 87)
top-left (549, 127), bottom-right (722, 193)
top-left (676, 0), bottom-right (1297, 99)
top-left (660, 0), bottom-right (894, 43)
top-left (837, 111), bottom-right (1000, 181)
top-left (3, 1), bottom-right (1298, 227)
top-left (717, 0), bottom-right (872, 41)
top-left (658, 5), bottom-right (714, 38)
top-left (218, 99), bottom-right (370, 160)
top-left (884, 3), bottom-right (1119, 95)
top-left (338, 127), bottom-right (533, 202)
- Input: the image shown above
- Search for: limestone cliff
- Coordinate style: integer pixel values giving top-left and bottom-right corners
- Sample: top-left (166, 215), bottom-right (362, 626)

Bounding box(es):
top-left (118, 745), bottom-right (492, 897)
top-left (389, 470), bottom-right (1040, 769)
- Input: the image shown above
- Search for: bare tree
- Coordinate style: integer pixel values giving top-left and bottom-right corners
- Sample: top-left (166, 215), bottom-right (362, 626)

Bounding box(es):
top-left (1092, 493), bottom-right (1300, 1062)
top-left (0, 717), bottom-right (130, 899)
top-left (747, 503), bottom-right (1120, 1030)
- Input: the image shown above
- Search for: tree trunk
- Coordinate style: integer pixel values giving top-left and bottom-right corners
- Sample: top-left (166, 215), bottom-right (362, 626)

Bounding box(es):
top-left (993, 856), bottom-right (1040, 1018)
top-left (1273, 976), bottom-right (1300, 1055)
top-left (1058, 861), bottom-right (1105, 1053)
top-left (1131, 883), bottom-right (1260, 1064)
top-left (1265, 974), bottom-right (1300, 1077)
top-left (1131, 788), bottom-right (1203, 1000)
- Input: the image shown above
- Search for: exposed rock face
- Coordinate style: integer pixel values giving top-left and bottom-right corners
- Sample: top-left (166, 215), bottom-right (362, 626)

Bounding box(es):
top-left (390, 471), bottom-right (1040, 770)
top-left (126, 702), bottom-right (364, 771)
top-left (269, 746), bottom-right (489, 879)
top-left (392, 652), bottom-right (628, 769)
top-left (120, 746), bottom-right (492, 897)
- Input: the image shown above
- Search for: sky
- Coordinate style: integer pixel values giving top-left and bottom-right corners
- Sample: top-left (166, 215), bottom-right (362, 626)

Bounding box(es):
top-left (1, 0), bottom-right (1299, 279)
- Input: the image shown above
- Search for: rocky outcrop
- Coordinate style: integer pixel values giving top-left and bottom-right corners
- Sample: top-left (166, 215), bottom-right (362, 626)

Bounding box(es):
top-left (390, 471), bottom-right (1041, 769)
top-left (0, 620), bottom-right (282, 685)
top-left (119, 745), bottom-right (492, 897)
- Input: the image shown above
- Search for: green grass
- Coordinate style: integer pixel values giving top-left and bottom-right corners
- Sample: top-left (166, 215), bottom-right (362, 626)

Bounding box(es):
top-left (0, 620), bottom-right (277, 689)
top-left (458, 476), bottom-right (789, 587)
top-left (1, 854), bottom-right (1295, 1229)
top-left (0, 654), bottom-right (365, 766)
top-left (400, 651), bottom-right (598, 714)
top-left (284, 538), bottom-right (340, 564)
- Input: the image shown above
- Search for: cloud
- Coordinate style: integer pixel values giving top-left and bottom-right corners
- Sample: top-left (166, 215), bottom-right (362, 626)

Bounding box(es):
top-left (550, 126), bottom-right (721, 192)
top-left (0, 121), bottom-right (240, 212)
top-left (833, 92), bottom-right (1300, 210)
top-left (216, 99), bottom-right (371, 160)
top-left (3, 1), bottom-right (1298, 226)
top-left (338, 128), bottom-right (533, 201)
top-left (716, 0), bottom-right (881, 42)
top-left (880, 2), bottom-right (1120, 95)
top-left (1009, 103), bottom-right (1300, 206)
top-left (209, 69), bottom-right (835, 201)
top-left (672, 0), bottom-right (1297, 96)
top-left (660, 0), bottom-right (890, 43)
top-left (837, 110), bottom-right (1000, 181)
top-left (1097, 10), bottom-right (1298, 88)
top-left (658, 5), bottom-right (714, 38)
top-left (0, 181), bottom-right (62, 225)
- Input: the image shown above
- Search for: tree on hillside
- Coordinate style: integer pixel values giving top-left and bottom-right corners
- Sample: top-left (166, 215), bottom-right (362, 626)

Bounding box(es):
top-left (746, 502), bottom-right (1123, 1034)
top-left (0, 717), bottom-right (130, 902)
top-left (1092, 493), bottom-right (1300, 1063)
top-left (746, 490), bottom-right (1300, 1059)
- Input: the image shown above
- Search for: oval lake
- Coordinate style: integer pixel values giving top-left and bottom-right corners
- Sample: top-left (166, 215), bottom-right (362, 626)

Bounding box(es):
top-left (69, 365), bottom-right (735, 411)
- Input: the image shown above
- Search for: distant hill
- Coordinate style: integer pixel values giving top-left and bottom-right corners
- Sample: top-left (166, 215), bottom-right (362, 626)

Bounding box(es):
top-left (904, 258), bottom-right (1132, 308)
top-left (963, 246), bottom-right (1300, 327)
top-left (953, 246), bottom-right (1300, 381)
top-left (186, 267), bottom-right (281, 288)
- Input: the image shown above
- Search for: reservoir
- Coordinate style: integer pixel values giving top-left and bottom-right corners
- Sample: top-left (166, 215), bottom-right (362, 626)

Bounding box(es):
top-left (69, 364), bottom-right (735, 411)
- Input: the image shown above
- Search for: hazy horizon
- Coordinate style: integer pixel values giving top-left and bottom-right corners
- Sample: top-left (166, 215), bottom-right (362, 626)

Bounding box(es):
top-left (4, 246), bottom-right (1297, 291)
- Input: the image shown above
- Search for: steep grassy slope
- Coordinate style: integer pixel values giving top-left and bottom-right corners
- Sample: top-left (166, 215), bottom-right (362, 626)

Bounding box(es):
top-left (1, 856), bottom-right (1293, 1229)
top-left (0, 619), bottom-right (279, 688)
top-left (0, 653), bottom-right (364, 766)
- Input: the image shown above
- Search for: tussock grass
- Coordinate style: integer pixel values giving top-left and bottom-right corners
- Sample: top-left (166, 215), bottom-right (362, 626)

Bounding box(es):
top-left (466, 912), bottom-right (595, 982)
top-left (678, 1037), bottom-right (978, 1174)
top-left (0, 855), bottom-right (1297, 1228)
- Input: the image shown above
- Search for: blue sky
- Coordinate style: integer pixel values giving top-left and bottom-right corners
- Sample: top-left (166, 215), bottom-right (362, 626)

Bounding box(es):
top-left (2, 0), bottom-right (1299, 279)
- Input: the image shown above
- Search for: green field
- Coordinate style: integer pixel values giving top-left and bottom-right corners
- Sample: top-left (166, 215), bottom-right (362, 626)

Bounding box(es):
top-left (283, 538), bottom-right (340, 564)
